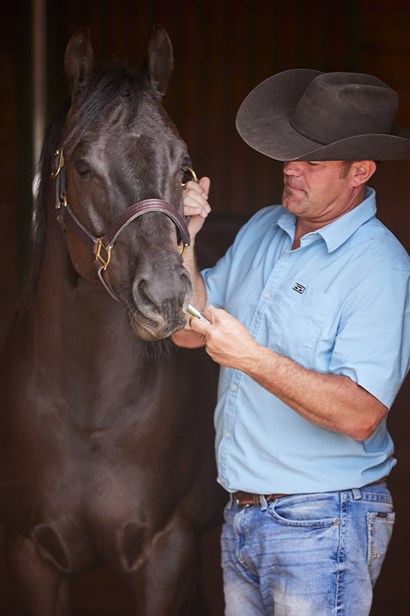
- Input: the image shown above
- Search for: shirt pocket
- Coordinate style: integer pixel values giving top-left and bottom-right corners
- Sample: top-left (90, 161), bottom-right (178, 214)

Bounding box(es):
top-left (266, 284), bottom-right (339, 366)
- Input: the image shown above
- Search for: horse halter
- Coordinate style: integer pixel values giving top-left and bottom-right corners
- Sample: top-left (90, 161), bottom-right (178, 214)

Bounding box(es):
top-left (51, 148), bottom-right (191, 301)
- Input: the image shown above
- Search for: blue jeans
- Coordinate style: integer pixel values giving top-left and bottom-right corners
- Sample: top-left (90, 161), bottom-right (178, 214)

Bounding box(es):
top-left (221, 483), bottom-right (394, 616)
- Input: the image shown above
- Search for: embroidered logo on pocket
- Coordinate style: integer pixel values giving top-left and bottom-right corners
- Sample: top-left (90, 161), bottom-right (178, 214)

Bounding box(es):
top-left (293, 282), bottom-right (306, 294)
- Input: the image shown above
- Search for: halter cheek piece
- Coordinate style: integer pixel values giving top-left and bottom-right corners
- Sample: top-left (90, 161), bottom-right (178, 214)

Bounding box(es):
top-left (51, 148), bottom-right (191, 301)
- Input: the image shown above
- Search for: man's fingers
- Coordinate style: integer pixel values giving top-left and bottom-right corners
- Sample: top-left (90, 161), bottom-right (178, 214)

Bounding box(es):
top-left (198, 176), bottom-right (211, 197)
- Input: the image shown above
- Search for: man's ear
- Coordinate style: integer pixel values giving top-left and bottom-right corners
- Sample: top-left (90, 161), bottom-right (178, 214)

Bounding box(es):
top-left (350, 160), bottom-right (377, 187)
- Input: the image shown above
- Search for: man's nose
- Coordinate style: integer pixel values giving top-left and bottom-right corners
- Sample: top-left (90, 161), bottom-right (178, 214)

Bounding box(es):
top-left (283, 161), bottom-right (303, 175)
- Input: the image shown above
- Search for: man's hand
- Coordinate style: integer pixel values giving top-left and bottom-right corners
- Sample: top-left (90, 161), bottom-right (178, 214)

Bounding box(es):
top-left (183, 176), bottom-right (211, 240)
top-left (189, 305), bottom-right (259, 368)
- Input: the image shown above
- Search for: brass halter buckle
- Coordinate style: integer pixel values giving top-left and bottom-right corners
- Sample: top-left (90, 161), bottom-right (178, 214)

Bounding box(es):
top-left (51, 148), bottom-right (65, 178)
top-left (95, 238), bottom-right (112, 270)
top-left (179, 166), bottom-right (197, 255)
top-left (181, 166), bottom-right (198, 187)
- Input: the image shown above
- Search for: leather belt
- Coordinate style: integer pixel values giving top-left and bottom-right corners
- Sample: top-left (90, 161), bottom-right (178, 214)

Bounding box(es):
top-left (233, 491), bottom-right (289, 506)
top-left (232, 477), bottom-right (388, 508)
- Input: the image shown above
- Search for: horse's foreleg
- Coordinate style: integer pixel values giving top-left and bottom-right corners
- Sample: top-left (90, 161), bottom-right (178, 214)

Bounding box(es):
top-left (123, 518), bottom-right (207, 616)
top-left (4, 529), bottom-right (73, 616)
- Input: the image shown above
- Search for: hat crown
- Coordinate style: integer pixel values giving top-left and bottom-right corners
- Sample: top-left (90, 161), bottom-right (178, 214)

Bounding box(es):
top-left (291, 72), bottom-right (398, 145)
top-left (236, 68), bottom-right (410, 161)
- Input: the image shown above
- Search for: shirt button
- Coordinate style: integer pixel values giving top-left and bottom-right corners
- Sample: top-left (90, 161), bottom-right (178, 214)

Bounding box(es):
top-left (263, 291), bottom-right (270, 299)
top-left (230, 383), bottom-right (238, 392)
top-left (224, 431), bottom-right (231, 439)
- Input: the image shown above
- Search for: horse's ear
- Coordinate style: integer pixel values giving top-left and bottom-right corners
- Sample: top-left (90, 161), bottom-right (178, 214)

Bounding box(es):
top-left (144, 25), bottom-right (174, 97)
top-left (64, 28), bottom-right (94, 96)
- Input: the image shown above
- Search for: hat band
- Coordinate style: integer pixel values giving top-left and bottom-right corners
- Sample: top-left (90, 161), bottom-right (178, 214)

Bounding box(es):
top-left (289, 117), bottom-right (328, 146)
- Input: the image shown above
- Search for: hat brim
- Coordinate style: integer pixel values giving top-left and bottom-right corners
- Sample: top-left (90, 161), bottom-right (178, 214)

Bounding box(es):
top-left (236, 69), bottom-right (410, 161)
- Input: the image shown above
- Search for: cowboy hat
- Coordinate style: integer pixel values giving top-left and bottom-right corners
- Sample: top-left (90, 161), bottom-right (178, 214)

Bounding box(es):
top-left (236, 69), bottom-right (410, 161)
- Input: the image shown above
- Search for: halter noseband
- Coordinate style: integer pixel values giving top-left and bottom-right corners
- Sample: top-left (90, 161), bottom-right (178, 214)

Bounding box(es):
top-left (51, 148), bottom-right (191, 301)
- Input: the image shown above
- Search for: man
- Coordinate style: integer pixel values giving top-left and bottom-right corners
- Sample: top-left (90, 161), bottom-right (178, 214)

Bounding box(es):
top-left (173, 70), bottom-right (410, 616)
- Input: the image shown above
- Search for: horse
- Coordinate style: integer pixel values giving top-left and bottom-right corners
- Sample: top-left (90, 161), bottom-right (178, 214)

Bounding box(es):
top-left (0, 26), bottom-right (225, 615)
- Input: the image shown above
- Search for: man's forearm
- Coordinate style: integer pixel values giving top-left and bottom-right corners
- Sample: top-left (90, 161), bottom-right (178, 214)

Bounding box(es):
top-left (174, 176), bottom-right (212, 347)
top-left (182, 244), bottom-right (207, 309)
top-left (172, 243), bottom-right (208, 348)
top-left (188, 305), bottom-right (389, 440)
top-left (239, 342), bottom-right (388, 441)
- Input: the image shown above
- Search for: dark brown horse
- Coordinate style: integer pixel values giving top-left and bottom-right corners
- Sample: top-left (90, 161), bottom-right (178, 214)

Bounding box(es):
top-left (0, 26), bottom-right (223, 615)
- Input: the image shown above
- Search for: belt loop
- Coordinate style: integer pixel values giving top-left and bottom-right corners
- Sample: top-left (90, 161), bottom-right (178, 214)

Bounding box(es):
top-left (259, 495), bottom-right (268, 511)
top-left (352, 488), bottom-right (362, 500)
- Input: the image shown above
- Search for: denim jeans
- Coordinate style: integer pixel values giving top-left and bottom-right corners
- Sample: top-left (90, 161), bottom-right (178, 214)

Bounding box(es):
top-left (221, 483), bottom-right (394, 616)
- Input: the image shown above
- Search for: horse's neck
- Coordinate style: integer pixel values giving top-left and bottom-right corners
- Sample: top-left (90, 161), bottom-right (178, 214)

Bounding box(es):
top-left (33, 209), bottom-right (144, 383)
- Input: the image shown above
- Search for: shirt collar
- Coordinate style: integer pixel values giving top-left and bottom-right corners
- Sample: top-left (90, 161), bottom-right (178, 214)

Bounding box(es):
top-left (277, 187), bottom-right (377, 253)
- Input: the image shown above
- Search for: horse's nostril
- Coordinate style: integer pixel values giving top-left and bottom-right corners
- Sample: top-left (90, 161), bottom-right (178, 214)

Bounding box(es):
top-left (135, 278), bottom-right (152, 306)
top-left (132, 262), bottom-right (191, 318)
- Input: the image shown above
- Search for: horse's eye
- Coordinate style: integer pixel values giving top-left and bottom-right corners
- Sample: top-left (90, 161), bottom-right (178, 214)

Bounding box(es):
top-left (181, 166), bottom-right (198, 187)
top-left (74, 159), bottom-right (90, 178)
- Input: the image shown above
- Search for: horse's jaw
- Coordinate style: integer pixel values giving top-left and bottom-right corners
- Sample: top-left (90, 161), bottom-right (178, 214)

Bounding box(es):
top-left (127, 304), bottom-right (188, 341)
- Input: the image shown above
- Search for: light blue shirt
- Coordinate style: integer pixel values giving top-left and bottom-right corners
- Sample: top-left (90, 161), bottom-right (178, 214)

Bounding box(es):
top-left (202, 188), bottom-right (410, 494)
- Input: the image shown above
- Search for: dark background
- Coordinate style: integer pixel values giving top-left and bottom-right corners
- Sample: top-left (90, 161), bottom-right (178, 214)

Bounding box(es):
top-left (0, 1), bottom-right (409, 614)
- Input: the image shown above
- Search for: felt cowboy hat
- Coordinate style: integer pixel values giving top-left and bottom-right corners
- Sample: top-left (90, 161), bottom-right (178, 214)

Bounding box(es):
top-left (236, 69), bottom-right (410, 161)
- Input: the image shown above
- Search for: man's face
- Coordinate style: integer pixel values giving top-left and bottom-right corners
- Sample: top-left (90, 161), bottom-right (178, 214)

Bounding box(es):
top-left (282, 160), bottom-right (356, 227)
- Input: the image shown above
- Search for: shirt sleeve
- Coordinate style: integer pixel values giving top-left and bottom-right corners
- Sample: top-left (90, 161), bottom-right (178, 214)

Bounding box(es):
top-left (201, 208), bottom-right (272, 308)
top-left (330, 265), bottom-right (410, 408)
top-left (201, 244), bottom-right (234, 308)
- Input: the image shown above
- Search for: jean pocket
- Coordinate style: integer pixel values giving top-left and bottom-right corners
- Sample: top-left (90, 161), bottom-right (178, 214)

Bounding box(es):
top-left (267, 497), bottom-right (339, 529)
top-left (367, 510), bottom-right (395, 586)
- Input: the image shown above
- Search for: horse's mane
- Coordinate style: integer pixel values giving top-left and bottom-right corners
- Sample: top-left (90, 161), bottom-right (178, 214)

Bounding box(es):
top-left (17, 99), bottom-right (69, 310)
top-left (18, 63), bottom-right (147, 309)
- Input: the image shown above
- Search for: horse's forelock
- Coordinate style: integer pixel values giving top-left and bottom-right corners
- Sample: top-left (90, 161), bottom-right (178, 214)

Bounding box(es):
top-left (64, 65), bottom-right (146, 155)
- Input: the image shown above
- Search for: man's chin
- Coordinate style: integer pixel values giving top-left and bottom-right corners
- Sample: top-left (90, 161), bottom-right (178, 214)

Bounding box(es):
top-left (283, 197), bottom-right (303, 212)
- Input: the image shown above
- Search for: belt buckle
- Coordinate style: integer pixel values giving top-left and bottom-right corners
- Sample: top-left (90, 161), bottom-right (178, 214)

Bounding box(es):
top-left (234, 492), bottom-right (260, 507)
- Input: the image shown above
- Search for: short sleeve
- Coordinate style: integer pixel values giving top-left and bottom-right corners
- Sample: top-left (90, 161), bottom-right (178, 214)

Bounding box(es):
top-left (330, 266), bottom-right (410, 408)
top-left (201, 208), bottom-right (277, 308)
